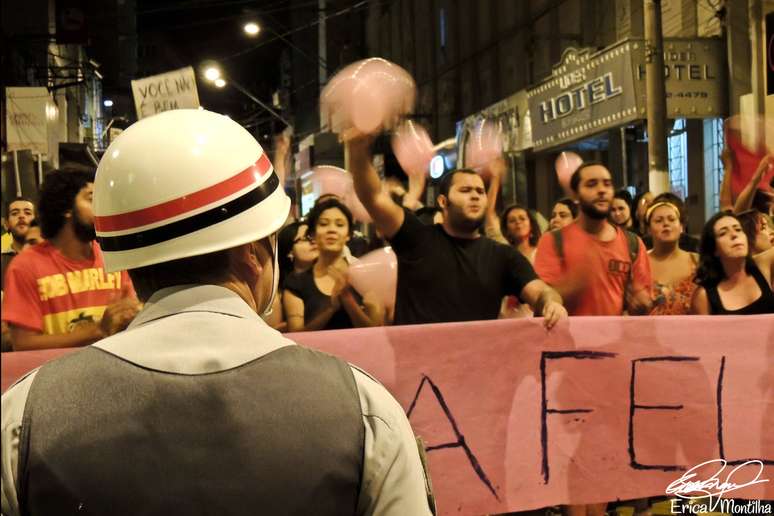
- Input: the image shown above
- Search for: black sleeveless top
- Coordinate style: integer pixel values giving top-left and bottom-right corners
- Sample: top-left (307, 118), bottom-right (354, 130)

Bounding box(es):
top-left (706, 264), bottom-right (774, 315)
top-left (284, 268), bottom-right (364, 330)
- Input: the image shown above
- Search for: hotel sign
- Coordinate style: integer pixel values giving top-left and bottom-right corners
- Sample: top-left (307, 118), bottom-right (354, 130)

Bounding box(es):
top-left (631, 38), bottom-right (725, 119)
top-left (527, 41), bottom-right (638, 150)
top-left (527, 38), bottom-right (725, 151)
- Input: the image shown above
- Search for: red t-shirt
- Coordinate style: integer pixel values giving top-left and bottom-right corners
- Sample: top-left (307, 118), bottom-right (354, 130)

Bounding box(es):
top-left (534, 223), bottom-right (652, 316)
top-left (1, 241), bottom-right (135, 335)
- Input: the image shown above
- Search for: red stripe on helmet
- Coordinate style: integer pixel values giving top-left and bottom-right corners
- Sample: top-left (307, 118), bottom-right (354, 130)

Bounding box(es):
top-left (95, 154), bottom-right (272, 232)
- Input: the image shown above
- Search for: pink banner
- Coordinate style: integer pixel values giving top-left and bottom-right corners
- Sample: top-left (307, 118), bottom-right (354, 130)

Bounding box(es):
top-left (3, 315), bottom-right (773, 514)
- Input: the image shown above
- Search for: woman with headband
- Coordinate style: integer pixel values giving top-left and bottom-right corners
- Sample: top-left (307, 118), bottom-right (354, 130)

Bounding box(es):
top-left (691, 211), bottom-right (774, 315)
top-left (647, 201), bottom-right (699, 315)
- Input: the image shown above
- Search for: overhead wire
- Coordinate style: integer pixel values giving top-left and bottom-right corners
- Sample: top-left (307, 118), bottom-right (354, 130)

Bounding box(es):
top-left (200, 0), bottom-right (379, 127)
top-left (137, 0), bottom-right (324, 32)
top-left (219, 0), bottom-right (372, 63)
top-left (137, 0), bottom-right (295, 17)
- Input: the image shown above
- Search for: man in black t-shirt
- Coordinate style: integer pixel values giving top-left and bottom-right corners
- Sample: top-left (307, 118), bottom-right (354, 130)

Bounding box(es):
top-left (346, 130), bottom-right (567, 327)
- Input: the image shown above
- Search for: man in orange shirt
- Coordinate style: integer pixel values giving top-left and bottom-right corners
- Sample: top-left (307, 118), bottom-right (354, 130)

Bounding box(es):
top-left (2, 170), bottom-right (139, 351)
top-left (534, 162), bottom-right (652, 316)
top-left (534, 162), bottom-right (652, 516)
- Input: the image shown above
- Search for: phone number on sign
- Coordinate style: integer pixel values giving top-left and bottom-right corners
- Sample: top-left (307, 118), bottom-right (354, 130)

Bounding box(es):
top-left (666, 91), bottom-right (709, 99)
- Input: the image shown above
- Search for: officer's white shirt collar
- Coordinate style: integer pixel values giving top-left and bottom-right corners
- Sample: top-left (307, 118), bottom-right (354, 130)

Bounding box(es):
top-left (95, 284), bottom-right (294, 374)
top-left (128, 284), bottom-right (263, 328)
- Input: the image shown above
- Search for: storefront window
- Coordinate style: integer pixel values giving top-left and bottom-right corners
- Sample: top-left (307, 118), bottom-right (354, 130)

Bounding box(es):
top-left (668, 119), bottom-right (688, 199)
top-left (703, 117), bottom-right (724, 218)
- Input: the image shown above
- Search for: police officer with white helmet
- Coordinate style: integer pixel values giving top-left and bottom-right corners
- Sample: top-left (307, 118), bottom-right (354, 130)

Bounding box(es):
top-left (1, 109), bottom-right (435, 516)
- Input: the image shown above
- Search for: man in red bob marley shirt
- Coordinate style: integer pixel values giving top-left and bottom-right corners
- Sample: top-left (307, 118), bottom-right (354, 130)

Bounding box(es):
top-left (2, 170), bottom-right (139, 351)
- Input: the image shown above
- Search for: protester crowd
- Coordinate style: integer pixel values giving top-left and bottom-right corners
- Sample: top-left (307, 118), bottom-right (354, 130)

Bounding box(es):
top-left (1, 136), bottom-right (773, 350)
top-left (0, 113), bottom-right (772, 516)
top-left (270, 133), bottom-right (772, 331)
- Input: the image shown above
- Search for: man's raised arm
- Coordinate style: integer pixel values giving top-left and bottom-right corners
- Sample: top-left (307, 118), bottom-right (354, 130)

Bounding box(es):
top-left (345, 131), bottom-right (405, 239)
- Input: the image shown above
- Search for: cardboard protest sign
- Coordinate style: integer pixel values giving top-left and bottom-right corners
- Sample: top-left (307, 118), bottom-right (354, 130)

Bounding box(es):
top-left (131, 66), bottom-right (200, 119)
top-left (5, 87), bottom-right (51, 155)
top-left (3, 316), bottom-right (772, 514)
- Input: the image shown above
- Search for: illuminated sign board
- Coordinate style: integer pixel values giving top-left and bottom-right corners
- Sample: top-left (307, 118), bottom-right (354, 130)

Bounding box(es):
top-left (527, 38), bottom-right (726, 151)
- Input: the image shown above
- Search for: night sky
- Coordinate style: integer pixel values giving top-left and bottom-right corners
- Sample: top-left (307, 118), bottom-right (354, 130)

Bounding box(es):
top-left (135, 0), bottom-right (303, 133)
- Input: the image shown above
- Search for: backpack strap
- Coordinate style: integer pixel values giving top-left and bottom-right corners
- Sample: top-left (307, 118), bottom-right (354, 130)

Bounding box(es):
top-left (624, 230), bottom-right (639, 265)
top-left (623, 230), bottom-right (642, 312)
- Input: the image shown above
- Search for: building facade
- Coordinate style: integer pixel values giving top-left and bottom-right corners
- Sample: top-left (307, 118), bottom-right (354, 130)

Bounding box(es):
top-left (1, 0), bottom-right (137, 204)
top-left (365, 0), bottom-right (770, 229)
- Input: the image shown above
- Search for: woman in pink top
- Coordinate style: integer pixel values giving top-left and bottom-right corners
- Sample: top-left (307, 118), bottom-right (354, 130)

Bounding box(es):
top-left (499, 205), bottom-right (542, 263)
top-left (495, 205), bottom-right (542, 318)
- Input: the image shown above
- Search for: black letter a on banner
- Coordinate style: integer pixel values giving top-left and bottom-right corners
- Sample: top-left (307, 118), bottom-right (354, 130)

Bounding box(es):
top-left (407, 375), bottom-right (500, 501)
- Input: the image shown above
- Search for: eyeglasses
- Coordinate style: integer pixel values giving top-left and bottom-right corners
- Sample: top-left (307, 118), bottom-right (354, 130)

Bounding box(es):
top-left (293, 234), bottom-right (314, 244)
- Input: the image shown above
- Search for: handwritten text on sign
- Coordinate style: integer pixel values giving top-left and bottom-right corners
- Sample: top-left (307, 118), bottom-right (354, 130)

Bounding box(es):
top-left (2, 316), bottom-right (772, 515)
top-left (301, 316), bottom-right (773, 514)
top-left (131, 66), bottom-right (200, 119)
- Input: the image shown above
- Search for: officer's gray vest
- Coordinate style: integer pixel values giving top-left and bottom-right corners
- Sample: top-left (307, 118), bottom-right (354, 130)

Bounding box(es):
top-left (18, 345), bottom-right (364, 516)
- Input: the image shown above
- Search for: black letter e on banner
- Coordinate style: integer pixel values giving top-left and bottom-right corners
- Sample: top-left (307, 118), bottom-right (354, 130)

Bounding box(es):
top-left (628, 356), bottom-right (698, 472)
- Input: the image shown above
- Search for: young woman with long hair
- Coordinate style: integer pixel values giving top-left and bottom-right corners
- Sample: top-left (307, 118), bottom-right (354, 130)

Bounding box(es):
top-left (691, 211), bottom-right (774, 315)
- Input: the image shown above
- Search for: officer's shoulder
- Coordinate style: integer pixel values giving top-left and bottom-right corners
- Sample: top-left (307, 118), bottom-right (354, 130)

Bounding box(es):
top-left (347, 364), bottom-right (407, 428)
top-left (348, 363), bottom-right (382, 386)
top-left (3, 347), bottom-right (99, 394)
top-left (1, 367), bottom-right (40, 429)
top-left (3, 367), bottom-right (39, 397)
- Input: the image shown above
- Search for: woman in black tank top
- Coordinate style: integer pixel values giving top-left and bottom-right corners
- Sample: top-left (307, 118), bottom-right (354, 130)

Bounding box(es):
top-left (691, 212), bottom-right (774, 315)
top-left (283, 198), bottom-right (384, 330)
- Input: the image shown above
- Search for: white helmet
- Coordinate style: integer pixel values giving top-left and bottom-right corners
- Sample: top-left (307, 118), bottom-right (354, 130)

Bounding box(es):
top-left (94, 109), bottom-right (290, 273)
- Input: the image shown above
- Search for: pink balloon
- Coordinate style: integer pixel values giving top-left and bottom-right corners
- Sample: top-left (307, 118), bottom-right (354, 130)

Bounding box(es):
top-left (350, 80), bottom-right (385, 134)
top-left (320, 58), bottom-right (417, 134)
top-left (554, 152), bottom-right (583, 196)
top-left (310, 165), bottom-right (350, 198)
top-left (319, 70), bottom-right (356, 133)
top-left (347, 246), bottom-right (397, 312)
top-left (392, 121), bottom-right (435, 177)
top-left (464, 119), bottom-right (503, 171)
top-left (310, 165), bottom-right (372, 222)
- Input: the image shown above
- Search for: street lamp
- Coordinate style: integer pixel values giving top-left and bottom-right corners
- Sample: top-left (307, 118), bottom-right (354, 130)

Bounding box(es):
top-left (201, 63), bottom-right (290, 127)
top-left (103, 99), bottom-right (114, 108)
top-left (204, 66), bottom-right (221, 82)
top-left (243, 22), bottom-right (260, 36)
